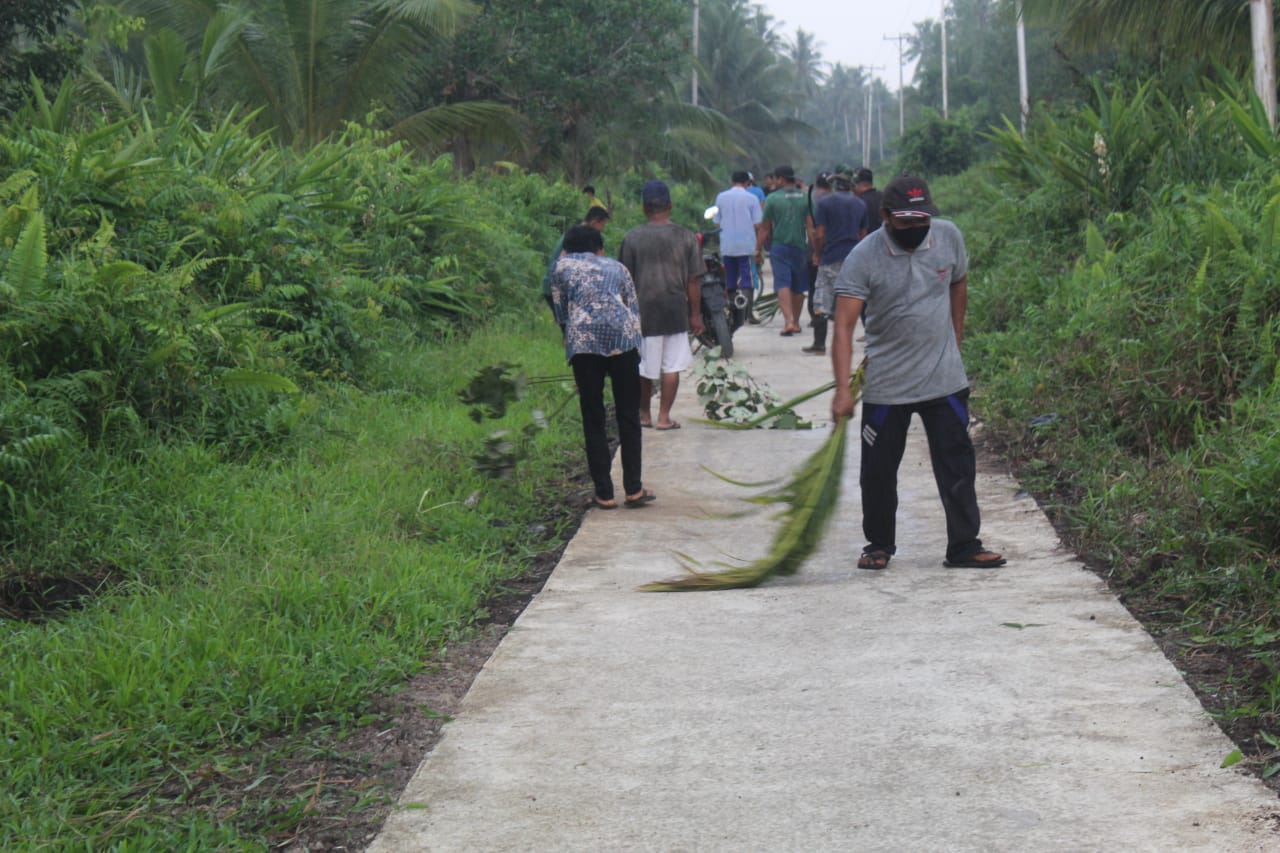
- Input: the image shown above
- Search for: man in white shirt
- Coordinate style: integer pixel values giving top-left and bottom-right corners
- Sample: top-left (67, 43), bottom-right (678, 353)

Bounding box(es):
top-left (713, 171), bottom-right (763, 322)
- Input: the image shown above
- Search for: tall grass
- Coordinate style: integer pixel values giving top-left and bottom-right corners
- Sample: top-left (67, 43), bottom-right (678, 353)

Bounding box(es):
top-left (0, 314), bottom-right (583, 847)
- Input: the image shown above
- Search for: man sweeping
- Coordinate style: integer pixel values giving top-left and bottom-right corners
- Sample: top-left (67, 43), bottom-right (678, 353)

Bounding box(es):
top-left (829, 175), bottom-right (1006, 571)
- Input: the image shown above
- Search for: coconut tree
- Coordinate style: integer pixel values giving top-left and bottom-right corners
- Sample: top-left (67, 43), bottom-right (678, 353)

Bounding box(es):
top-left (1021, 0), bottom-right (1275, 122)
top-left (785, 28), bottom-right (828, 118)
top-left (694, 0), bottom-right (810, 170)
top-left (104, 0), bottom-right (521, 152)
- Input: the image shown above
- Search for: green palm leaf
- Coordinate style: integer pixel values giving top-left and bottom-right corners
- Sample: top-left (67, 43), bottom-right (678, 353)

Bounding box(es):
top-left (640, 362), bottom-right (865, 592)
top-left (3, 212), bottom-right (47, 300)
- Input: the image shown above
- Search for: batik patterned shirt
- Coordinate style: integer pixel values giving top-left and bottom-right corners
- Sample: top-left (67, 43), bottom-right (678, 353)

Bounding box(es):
top-left (550, 253), bottom-right (643, 360)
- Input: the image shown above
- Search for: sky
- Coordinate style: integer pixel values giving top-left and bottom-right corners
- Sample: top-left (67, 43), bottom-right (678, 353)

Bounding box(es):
top-left (756, 0), bottom-right (942, 90)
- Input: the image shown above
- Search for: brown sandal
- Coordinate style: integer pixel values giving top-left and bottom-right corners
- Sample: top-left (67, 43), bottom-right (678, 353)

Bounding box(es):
top-left (944, 551), bottom-right (1006, 568)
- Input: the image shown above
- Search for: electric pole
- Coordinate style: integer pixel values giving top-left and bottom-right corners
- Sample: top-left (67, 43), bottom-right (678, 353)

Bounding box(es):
top-left (692, 0), bottom-right (700, 106)
top-left (1017, 0), bottom-right (1029, 133)
top-left (859, 65), bottom-right (885, 166)
top-left (940, 2), bottom-right (949, 119)
top-left (884, 33), bottom-right (909, 136)
top-left (1251, 0), bottom-right (1276, 129)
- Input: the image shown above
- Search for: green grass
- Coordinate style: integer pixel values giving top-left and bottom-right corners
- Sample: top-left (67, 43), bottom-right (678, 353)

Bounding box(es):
top-left (0, 312), bottom-right (583, 848)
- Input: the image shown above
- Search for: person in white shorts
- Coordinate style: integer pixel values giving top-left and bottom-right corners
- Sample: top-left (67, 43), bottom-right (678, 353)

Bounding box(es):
top-left (618, 180), bottom-right (704, 430)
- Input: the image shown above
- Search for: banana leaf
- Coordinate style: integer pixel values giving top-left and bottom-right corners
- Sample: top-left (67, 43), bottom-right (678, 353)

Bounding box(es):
top-left (639, 362), bottom-right (865, 592)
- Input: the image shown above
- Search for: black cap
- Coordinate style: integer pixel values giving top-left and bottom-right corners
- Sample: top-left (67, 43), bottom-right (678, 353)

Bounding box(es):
top-left (881, 175), bottom-right (939, 217)
top-left (855, 167), bottom-right (874, 184)
top-left (774, 165), bottom-right (796, 181)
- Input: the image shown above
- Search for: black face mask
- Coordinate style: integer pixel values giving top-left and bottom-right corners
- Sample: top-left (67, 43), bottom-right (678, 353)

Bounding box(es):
top-left (888, 223), bottom-right (930, 251)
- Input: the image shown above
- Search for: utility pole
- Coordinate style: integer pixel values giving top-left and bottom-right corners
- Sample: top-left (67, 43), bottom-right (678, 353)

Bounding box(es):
top-left (1251, 0), bottom-right (1275, 129)
top-left (1017, 0), bottom-right (1029, 133)
top-left (691, 0), bottom-right (700, 106)
top-left (859, 65), bottom-right (884, 166)
top-left (940, 1), bottom-right (949, 119)
top-left (884, 33), bottom-right (909, 136)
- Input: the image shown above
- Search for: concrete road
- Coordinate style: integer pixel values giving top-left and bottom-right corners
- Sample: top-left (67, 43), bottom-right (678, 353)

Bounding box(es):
top-left (371, 315), bottom-right (1280, 852)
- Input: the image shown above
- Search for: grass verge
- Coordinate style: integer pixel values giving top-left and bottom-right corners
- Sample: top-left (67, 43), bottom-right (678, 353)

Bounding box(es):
top-left (1, 313), bottom-right (587, 849)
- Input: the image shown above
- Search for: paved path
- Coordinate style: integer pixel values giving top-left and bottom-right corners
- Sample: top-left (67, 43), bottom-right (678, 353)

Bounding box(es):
top-left (371, 317), bottom-right (1279, 852)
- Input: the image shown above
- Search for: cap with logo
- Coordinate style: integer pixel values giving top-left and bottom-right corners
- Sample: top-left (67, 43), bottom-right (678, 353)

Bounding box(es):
top-left (881, 175), bottom-right (939, 218)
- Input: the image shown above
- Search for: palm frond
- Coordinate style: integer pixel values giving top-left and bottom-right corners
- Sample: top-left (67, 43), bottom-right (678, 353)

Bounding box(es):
top-left (4, 211), bottom-right (48, 300)
top-left (389, 101), bottom-right (528, 154)
top-left (640, 363), bottom-right (865, 592)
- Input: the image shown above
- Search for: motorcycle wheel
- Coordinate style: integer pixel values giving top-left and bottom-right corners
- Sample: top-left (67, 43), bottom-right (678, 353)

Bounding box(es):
top-left (708, 309), bottom-right (733, 359)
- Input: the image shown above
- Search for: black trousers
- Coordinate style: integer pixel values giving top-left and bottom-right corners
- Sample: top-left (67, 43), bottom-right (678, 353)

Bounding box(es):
top-left (859, 389), bottom-right (984, 562)
top-left (571, 350), bottom-right (642, 501)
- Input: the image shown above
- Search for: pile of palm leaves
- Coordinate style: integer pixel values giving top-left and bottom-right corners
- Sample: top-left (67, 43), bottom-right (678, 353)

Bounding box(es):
top-left (640, 360), bottom-right (865, 591)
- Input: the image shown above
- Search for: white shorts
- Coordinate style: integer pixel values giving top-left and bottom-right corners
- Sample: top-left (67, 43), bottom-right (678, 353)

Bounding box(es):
top-left (638, 333), bottom-right (693, 379)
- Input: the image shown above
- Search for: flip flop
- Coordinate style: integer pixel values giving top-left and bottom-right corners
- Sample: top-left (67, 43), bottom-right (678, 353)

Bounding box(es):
top-left (654, 421), bottom-right (681, 430)
top-left (640, 422), bottom-right (654, 429)
top-left (624, 488), bottom-right (657, 508)
top-left (944, 552), bottom-right (1006, 568)
top-left (592, 496), bottom-right (617, 510)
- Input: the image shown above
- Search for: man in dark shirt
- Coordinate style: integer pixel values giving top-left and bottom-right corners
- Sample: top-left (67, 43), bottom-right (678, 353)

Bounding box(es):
top-left (807, 167), bottom-right (867, 355)
top-left (618, 180), bottom-right (704, 431)
top-left (854, 167), bottom-right (884, 232)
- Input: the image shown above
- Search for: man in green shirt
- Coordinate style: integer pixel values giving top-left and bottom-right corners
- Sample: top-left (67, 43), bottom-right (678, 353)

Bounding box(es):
top-left (755, 165), bottom-right (810, 336)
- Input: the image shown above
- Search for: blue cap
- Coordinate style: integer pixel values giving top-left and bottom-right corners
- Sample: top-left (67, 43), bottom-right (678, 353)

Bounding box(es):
top-left (641, 179), bottom-right (671, 207)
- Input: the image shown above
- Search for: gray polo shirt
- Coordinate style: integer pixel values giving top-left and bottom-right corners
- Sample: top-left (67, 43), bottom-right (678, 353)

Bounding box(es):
top-left (834, 219), bottom-right (969, 405)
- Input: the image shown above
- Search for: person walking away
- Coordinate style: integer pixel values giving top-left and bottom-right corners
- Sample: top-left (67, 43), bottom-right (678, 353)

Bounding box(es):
top-left (619, 180), bottom-right (704, 431)
top-left (744, 173), bottom-right (768, 322)
top-left (550, 224), bottom-right (654, 509)
top-left (854, 168), bottom-right (884, 231)
top-left (542, 206), bottom-right (611, 329)
top-left (829, 175), bottom-right (1006, 570)
top-left (807, 166), bottom-right (867, 356)
top-left (803, 171), bottom-right (833, 352)
top-left (713, 171), bottom-right (763, 331)
top-left (755, 165), bottom-right (810, 336)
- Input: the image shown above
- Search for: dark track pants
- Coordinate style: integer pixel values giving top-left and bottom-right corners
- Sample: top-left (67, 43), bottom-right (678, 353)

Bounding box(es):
top-left (859, 388), bottom-right (985, 562)
top-left (571, 350), bottom-right (642, 502)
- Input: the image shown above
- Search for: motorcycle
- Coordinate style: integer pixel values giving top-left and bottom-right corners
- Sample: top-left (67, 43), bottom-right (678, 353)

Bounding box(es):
top-left (694, 209), bottom-right (747, 359)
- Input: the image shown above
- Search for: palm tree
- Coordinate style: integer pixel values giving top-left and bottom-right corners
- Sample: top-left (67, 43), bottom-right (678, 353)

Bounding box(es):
top-left (105, 0), bottom-right (521, 152)
top-left (1021, 0), bottom-right (1260, 72)
top-left (1022, 0), bottom-right (1275, 123)
top-left (694, 0), bottom-right (811, 170)
top-left (785, 29), bottom-right (828, 118)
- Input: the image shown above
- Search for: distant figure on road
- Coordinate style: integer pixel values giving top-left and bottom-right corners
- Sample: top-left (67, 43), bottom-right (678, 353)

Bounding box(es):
top-left (854, 167), bottom-right (884, 232)
top-left (755, 165), bottom-right (810, 337)
top-left (807, 166), bottom-right (867, 356)
top-left (830, 175), bottom-right (1006, 571)
top-left (713, 170), bottom-right (763, 324)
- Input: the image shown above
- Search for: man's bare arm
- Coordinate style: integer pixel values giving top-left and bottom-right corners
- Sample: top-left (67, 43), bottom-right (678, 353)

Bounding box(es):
top-left (830, 295), bottom-right (864, 422)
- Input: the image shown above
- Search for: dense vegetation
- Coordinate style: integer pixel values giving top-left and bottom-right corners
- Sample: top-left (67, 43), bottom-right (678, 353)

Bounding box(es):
top-left (0, 70), bottom-right (601, 844)
top-left (951, 75), bottom-right (1280, 774)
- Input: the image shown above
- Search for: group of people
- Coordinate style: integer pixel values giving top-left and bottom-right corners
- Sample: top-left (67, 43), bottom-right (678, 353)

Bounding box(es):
top-left (543, 168), bottom-right (1005, 571)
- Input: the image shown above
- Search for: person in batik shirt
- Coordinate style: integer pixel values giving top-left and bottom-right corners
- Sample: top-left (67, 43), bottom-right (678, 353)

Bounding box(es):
top-left (551, 225), bottom-right (655, 509)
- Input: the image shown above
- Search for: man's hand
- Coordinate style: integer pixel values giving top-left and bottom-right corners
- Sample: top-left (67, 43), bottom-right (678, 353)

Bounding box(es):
top-left (831, 386), bottom-right (855, 422)
top-left (689, 312), bottom-right (705, 336)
